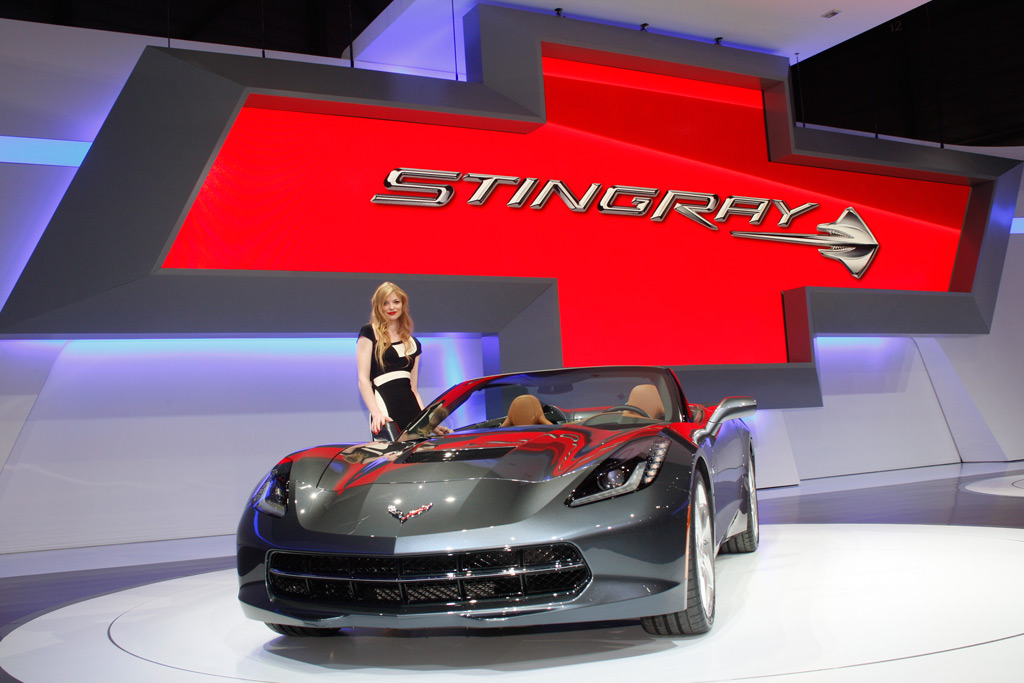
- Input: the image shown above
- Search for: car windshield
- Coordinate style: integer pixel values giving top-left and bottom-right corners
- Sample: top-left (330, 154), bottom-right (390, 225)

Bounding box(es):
top-left (403, 367), bottom-right (684, 438)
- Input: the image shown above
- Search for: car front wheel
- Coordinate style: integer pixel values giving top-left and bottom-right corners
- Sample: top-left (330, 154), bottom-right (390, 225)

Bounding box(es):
top-left (641, 474), bottom-right (715, 635)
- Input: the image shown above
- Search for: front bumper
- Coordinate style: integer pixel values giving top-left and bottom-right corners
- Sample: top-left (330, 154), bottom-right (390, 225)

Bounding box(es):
top-left (237, 465), bottom-right (694, 630)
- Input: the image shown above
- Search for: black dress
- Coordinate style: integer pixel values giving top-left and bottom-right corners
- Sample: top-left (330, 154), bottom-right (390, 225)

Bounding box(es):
top-left (359, 323), bottom-right (423, 432)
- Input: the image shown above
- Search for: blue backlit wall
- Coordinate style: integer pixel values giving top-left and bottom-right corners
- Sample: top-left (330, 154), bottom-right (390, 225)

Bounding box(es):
top-left (0, 135), bottom-right (90, 166)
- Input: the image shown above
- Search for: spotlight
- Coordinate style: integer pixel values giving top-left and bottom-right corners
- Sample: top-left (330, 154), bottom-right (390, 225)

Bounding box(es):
top-left (821, 9), bottom-right (841, 19)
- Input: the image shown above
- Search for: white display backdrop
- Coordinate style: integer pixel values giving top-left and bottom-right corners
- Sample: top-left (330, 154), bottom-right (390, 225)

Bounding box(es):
top-left (2, 307), bottom-right (1019, 552)
top-left (937, 237), bottom-right (1024, 460)
top-left (776, 338), bottom-right (961, 480)
top-left (0, 337), bottom-right (483, 553)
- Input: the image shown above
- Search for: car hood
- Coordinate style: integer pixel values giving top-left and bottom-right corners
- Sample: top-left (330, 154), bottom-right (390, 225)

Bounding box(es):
top-left (288, 424), bottom-right (666, 538)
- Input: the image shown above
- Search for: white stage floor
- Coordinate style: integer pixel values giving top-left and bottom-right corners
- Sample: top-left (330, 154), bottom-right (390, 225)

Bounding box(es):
top-left (2, 523), bottom-right (1023, 682)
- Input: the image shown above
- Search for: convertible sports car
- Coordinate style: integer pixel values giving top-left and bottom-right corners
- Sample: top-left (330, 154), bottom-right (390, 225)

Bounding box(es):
top-left (237, 366), bottom-right (758, 637)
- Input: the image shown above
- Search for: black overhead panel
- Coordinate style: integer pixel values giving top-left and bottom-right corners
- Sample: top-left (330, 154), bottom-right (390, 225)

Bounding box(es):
top-left (4, 1), bottom-right (1023, 147)
top-left (0, 0), bottom-right (393, 58)
top-left (792, 0), bottom-right (1024, 147)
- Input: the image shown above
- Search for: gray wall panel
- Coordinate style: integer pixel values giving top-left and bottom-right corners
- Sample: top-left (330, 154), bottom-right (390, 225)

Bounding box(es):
top-left (497, 282), bottom-right (562, 373)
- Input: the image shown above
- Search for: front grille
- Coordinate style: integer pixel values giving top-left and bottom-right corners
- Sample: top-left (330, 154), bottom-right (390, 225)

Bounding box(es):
top-left (267, 543), bottom-right (590, 610)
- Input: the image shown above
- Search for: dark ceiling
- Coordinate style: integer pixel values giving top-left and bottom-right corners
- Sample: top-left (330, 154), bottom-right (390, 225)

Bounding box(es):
top-left (794, 0), bottom-right (1024, 147)
top-left (0, 0), bottom-right (393, 58)
top-left (3, 0), bottom-right (1022, 146)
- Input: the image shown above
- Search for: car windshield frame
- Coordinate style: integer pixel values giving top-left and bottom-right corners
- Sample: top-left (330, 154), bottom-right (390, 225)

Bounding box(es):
top-left (402, 366), bottom-right (687, 439)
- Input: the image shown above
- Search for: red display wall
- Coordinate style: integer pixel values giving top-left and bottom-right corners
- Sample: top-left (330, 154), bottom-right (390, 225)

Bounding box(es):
top-left (164, 56), bottom-right (970, 366)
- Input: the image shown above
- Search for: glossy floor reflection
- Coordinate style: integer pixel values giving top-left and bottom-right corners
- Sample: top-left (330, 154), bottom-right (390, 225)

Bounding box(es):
top-left (2, 523), bottom-right (1023, 682)
top-left (758, 464), bottom-right (1024, 528)
top-left (3, 463), bottom-right (1024, 683)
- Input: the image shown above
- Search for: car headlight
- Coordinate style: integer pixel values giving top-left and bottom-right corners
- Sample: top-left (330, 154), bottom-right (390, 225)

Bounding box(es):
top-left (566, 436), bottom-right (670, 507)
top-left (250, 459), bottom-right (292, 518)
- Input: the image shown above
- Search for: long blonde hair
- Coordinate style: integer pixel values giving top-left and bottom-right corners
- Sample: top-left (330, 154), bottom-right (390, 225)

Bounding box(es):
top-left (370, 282), bottom-right (414, 368)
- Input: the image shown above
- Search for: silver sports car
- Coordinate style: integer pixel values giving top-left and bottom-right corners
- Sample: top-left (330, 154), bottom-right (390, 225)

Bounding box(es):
top-left (237, 366), bottom-right (757, 636)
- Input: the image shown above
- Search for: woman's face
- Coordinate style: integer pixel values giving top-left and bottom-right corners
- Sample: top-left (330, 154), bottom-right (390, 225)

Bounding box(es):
top-left (381, 293), bottom-right (403, 321)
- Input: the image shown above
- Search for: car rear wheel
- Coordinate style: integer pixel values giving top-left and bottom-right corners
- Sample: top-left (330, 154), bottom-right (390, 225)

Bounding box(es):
top-left (722, 453), bottom-right (759, 553)
top-left (265, 623), bottom-right (341, 637)
top-left (641, 475), bottom-right (715, 635)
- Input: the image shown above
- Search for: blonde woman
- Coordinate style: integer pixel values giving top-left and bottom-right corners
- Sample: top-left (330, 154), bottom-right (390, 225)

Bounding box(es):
top-left (357, 282), bottom-right (424, 438)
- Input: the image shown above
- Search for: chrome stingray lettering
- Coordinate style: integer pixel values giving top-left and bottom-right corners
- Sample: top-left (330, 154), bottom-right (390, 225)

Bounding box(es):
top-left (732, 207), bottom-right (879, 279)
top-left (387, 502), bottom-right (434, 524)
top-left (370, 168), bottom-right (881, 276)
top-left (370, 169), bottom-right (461, 207)
top-left (370, 169), bottom-right (820, 229)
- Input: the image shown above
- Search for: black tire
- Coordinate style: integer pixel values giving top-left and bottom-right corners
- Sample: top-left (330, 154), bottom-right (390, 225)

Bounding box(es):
top-left (641, 474), bottom-right (715, 635)
top-left (722, 452), bottom-right (759, 553)
top-left (265, 622), bottom-right (341, 637)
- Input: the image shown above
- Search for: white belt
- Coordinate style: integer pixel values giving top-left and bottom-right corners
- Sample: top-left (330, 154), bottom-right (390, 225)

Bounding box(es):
top-left (373, 370), bottom-right (411, 388)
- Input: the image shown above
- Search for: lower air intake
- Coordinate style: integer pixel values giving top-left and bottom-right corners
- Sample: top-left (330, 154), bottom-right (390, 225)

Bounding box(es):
top-left (267, 543), bottom-right (590, 610)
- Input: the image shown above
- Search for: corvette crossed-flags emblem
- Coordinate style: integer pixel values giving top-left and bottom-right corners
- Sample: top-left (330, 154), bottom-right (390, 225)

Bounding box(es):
top-left (388, 503), bottom-right (434, 524)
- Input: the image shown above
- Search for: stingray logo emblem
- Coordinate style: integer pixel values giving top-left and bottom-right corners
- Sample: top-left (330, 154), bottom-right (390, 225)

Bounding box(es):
top-left (732, 207), bottom-right (880, 279)
top-left (371, 169), bottom-right (882, 278)
top-left (388, 502), bottom-right (433, 524)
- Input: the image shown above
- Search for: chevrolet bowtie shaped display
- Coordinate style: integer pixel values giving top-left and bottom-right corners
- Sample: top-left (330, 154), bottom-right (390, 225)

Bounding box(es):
top-left (0, 6), bottom-right (1017, 407)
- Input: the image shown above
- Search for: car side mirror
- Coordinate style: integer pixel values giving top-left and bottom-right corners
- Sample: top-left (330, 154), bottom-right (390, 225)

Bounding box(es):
top-left (692, 396), bottom-right (756, 445)
top-left (372, 422), bottom-right (401, 442)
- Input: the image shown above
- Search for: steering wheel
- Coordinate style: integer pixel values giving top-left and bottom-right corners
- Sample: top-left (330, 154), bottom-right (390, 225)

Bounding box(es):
top-left (543, 404), bottom-right (569, 423)
top-left (603, 404), bottom-right (651, 418)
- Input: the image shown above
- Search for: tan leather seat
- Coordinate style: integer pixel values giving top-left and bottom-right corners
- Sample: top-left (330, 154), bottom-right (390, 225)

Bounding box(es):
top-left (500, 394), bottom-right (553, 427)
top-left (626, 384), bottom-right (665, 420)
